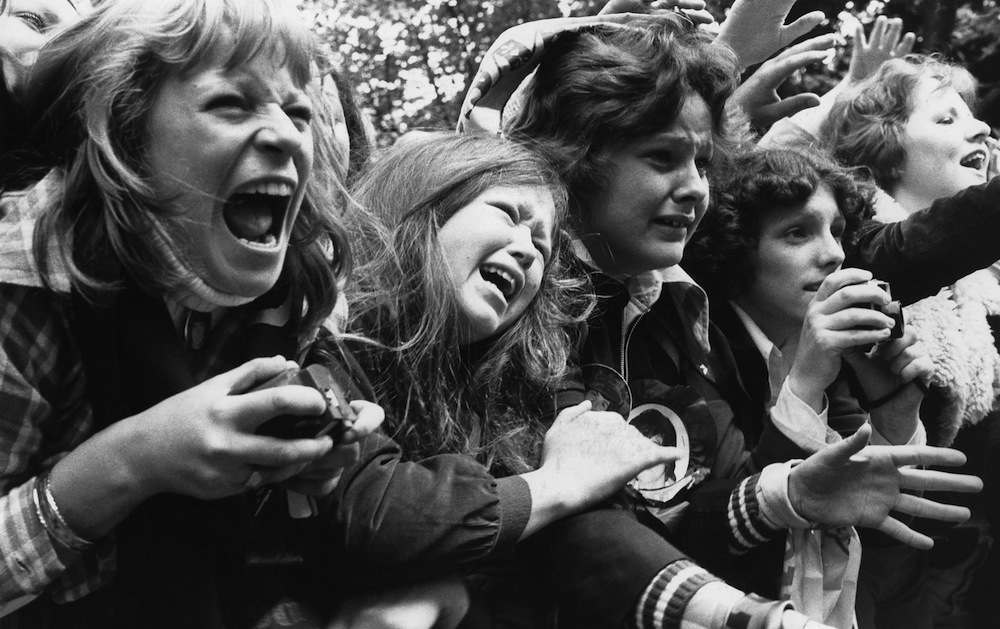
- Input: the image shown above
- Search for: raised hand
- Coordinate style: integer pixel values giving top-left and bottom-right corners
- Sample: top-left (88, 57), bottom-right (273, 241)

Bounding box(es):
top-left (787, 268), bottom-right (896, 410)
top-left (598, 0), bottom-right (716, 26)
top-left (716, 0), bottom-right (826, 69)
top-left (788, 424), bottom-right (982, 549)
top-left (846, 15), bottom-right (915, 84)
top-left (728, 33), bottom-right (836, 130)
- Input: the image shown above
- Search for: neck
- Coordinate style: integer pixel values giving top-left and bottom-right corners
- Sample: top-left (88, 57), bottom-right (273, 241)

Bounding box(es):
top-left (889, 185), bottom-right (930, 215)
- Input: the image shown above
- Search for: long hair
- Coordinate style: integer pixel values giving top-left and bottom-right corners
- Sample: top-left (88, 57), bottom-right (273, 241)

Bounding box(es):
top-left (346, 132), bottom-right (594, 474)
top-left (686, 148), bottom-right (876, 299)
top-left (19, 0), bottom-right (346, 336)
top-left (823, 54), bottom-right (978, 192)
top-left (506, 17), bottom-right (742, 226)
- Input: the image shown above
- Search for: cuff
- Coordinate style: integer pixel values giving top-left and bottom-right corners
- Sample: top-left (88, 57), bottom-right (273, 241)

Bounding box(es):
top-left (771, 381), bottom-right (833, 453)
top-left (0, 476), bottom-right (67, 601)
top-left (757, 461), bottom-right (813, 530)
top-left (727, 472), bottom-right (784, 554)
top-left (633, 559), bottom-right (720, 629)
top-left (871, 418), bottom-right (926, 446)
top-left (495, 475), bottom-right (531, 548)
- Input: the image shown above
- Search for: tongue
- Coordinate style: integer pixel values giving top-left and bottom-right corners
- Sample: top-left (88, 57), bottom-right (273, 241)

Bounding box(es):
top-left (224, 196), bottom-right (274, 240)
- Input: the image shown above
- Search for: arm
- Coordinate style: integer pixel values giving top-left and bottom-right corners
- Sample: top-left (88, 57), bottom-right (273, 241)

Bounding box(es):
top-left (847, 176), bottom-right (1000, 305)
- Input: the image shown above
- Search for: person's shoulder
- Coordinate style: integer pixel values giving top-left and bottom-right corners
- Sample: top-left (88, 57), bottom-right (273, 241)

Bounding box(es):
top-left (0, 170), bottom-right (70, 291)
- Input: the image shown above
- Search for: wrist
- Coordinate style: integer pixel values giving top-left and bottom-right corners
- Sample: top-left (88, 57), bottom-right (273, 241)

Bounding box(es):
top-left (786, 370), bottom-right (826, 413)
top-left (519, 467), bottom-right (573, 538)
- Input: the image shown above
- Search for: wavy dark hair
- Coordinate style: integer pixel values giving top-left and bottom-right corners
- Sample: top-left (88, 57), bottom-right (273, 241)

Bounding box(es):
top-left (822, 54), bottom-right (978, 193)
top-left (506, 16), bottom-right (742, 225)
top-left (686, 148), bottom-right (876, 299)
top-left (15, 0), bottom-right (347, 338)
top-left (345, 132), bottom-right (594, 474)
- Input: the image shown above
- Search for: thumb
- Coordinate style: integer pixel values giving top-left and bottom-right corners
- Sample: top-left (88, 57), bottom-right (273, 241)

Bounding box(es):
top-left (219, 356), bottom-right (297, 393)
top-left (763, 93), bottom-right (822, 120)
top-left (781, 11), bottom-right (826, 44)
top-left (349, 400), bottom-right (385, 436)
top-left (822, 423), bottom-right (872, 464)
top-left (553, 400), bottom-right (593, 424)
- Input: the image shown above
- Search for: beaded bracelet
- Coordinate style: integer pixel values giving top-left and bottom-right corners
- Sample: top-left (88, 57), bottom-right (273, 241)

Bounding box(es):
top-left (32, 471), bottom-right (94, 552)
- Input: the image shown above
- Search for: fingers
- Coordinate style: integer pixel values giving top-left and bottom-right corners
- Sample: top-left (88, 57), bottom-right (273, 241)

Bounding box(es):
top-left (894, 492), bottom-right (971, 524)
top-left (342, 400), bottom-right (385, 443)
top-left (226, 384), bottom-right (328, 431)
top-left (216, 355), bottom-right (297, 393)
top-left (819, 422), bottom-right (871, 464)
top-left (895, 32), bottom-right (915, 56)
top-left (875, 516), bottom-right (934, 550)
top-left (814, 267), bottom-right (873, 301)
top-left (780, 10), bottom-right (825, 45)
top-left (898, 467), bottom-right (984, 493)
top-left (677, 8), bottom-right (715, 25)
top-left (756, 50), bottom-right (830, 88)
top-left (231, 432), bottom-right (334, 469)
top-left (757, 93), bottom-right (822, 122)
top-left (875, 444), bottom-right (969, 469)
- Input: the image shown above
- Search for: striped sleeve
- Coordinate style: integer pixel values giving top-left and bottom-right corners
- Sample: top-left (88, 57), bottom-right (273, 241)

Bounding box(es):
top-left (727, 473), bottom-right (783, 554)
top-left (633, 559), bottom-right (717, 629)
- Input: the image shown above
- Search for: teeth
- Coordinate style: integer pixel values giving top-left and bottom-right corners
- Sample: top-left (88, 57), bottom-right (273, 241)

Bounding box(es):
top-left (481, 264), bottom-right (516, 298)
top-left (234, 181), bottom-right (294, 196)
top-left (961, 151), bottom-right (986, 169)
top-left (239, 233), bottom-right (278, 247)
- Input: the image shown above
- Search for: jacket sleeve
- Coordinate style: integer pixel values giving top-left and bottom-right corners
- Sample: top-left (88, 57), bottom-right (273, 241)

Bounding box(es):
top-left (847, 176), bottom-right (1000, 305)
top-left (330, 433), bottom-right (531, 574)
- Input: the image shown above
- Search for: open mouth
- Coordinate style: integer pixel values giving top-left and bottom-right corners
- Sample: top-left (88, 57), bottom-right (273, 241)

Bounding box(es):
top-left (653, 215), bottom-right (693, 229)
top-left (480, 263), bottom-right (519, 301)
top-left (222, 181), bottom-right (294, 248)
top-left (960, 149), bottom-right (987, 173)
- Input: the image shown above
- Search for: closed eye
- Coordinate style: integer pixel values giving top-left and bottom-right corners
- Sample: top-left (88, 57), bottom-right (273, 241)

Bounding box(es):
top-left (206, 94), bottom-right (248, 111)
top-left (14, 11), bottom-right (48, 32)
top-left (490, 203), bottom-right (519, 223)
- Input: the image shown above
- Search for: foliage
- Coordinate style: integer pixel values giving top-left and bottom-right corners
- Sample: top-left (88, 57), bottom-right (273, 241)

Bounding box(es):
top-left (299, 0), bottom-right (1000, 145)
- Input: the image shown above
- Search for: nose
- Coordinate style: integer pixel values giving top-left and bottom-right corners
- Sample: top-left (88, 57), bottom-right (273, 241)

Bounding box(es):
top-left (968, 116), bottom-right (991, 144)
top-left (253, 104), bottom-right (308, 160)
top-left (671, 158), bottom-right (709, 206)
top-left (508, 225), bottom-right (538, 270)
top-left (817, 232), bottom-right (845, 271)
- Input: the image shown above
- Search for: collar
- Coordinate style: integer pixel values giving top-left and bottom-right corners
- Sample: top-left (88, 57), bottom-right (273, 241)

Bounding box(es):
top-left (0, 169), bottom-right (71, 291)
top-left (729, 300), bottom-right (775, 361)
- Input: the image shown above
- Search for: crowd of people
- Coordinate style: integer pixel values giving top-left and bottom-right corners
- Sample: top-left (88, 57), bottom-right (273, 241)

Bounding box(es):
top-left (0, 0), bottom-right (998, 628)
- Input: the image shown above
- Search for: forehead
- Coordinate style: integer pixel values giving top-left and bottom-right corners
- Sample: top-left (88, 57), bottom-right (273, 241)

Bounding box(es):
top-left (173, 51), bottom-right (311, 95)
top-left (764, 184), bottom-right (840, 225)
top-left (625, 95), bottom-right (714, 150)
top-left (910, 78), bottom-right (968, 113)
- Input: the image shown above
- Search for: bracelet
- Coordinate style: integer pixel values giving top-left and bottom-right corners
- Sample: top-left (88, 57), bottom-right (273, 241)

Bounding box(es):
top-left (33, 471), bottom-right (94, 552)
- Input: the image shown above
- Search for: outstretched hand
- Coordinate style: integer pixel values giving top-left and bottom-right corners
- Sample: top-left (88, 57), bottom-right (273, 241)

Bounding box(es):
top-left (716, 0), bottom-right (826, 68)
top-left (846, 15), bottom-right (915, 84)
top-left (728, 33), bottom-right (836, 130)
top-left (789, 424), bottom-right (982, 549)
top-left (598, 0), bottom-right (716, 26)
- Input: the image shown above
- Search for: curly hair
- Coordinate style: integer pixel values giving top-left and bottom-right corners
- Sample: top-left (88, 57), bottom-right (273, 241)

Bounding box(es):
top-left (345, 132), bottom-right (594, 474)
top-left (506, 16), bottom-right (742, 225)
top-left (823, 54), bottom-right (978, 192)
top-left (17, 0), bottom-right (347, 337)
top-left (686, 148), bottom-right (876, 299)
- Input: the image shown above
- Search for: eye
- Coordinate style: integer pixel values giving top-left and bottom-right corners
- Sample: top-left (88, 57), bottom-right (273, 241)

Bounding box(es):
top-left (490, 203), bottom-right (519, 224)
top-left (695, 156), bottom-right (712, 176)
top-left (938, 115), bottom-right (955, 125)
top-left (14, 11), bottom-right (48, 32)
top-left (782, 226), bottom-right (807, 241)
top-left (286, 104), bottom-right (313, 126)
top-left (206, 94), bottom-right (248, 112)
top-left (534, 238), bottom-right (552, 264)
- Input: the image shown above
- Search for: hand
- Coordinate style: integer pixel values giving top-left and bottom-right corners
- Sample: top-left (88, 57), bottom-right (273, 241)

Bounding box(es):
top-left (780, 609), bottom-right (836, 629)
top-left (716, 0), bottom-right (826, 68)
top-left (117, 356), bottom-right (336, 500)
top-left (284, 400), bottom-right (385, 496)
top-left (845, 15), bottom-right (915, 84)
top-left (328, 578), bottom-right (469, 629)
top-left (787, 268), bottom-right (895, 409)
top-left (987, 136), bottom-right (1000, 182)
top-left (843, 327), bottom-right (932, 444)
top-left (728, 33), bottom-right (836, 130)
top-left (788, 424), bottom-right (983, 549)
top-left (533, 401), bottom-right (682, 512)
top-left (598, 0), bottom-right (716, 26)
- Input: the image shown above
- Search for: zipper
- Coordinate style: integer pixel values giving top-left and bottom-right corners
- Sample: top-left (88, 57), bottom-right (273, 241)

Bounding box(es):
top-left (620, 309), bottom-right (646, 382)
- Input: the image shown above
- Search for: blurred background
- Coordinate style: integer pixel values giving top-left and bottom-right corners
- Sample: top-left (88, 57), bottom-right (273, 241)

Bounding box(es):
top-left (297, 0), bottom-right (1000, 146)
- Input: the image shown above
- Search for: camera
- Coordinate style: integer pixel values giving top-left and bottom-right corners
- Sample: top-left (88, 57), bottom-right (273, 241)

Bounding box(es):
top-left (254, 363), bottom-right (357, 444)
top-left (865, 280), bottom-right (904, 340)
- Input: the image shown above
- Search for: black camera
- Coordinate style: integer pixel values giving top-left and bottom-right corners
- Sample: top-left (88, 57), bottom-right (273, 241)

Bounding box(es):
top-left (866, 280), bottom-right (904, 340)
top-left (254, 363), bottom-right (357, 444)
